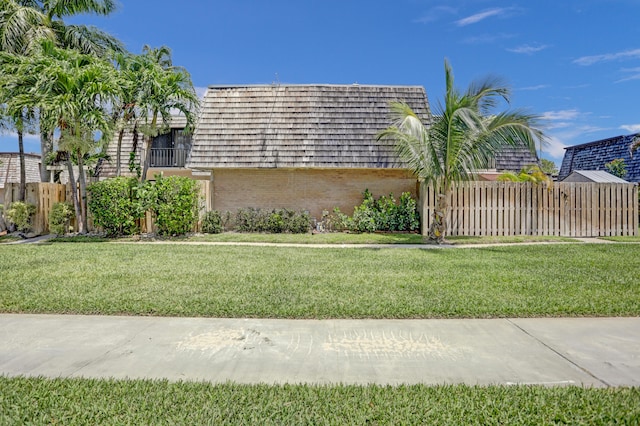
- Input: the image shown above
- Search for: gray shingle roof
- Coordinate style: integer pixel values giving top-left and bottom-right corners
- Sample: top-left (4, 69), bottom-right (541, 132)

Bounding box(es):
top-left (493, 147), bottom-right (539, 172)
top-left (0, 153), bottom-right (41, 188)
top-left (559, 133), bottom-right (640, 182)
top-left (187, 84), bottom-right (431, 169)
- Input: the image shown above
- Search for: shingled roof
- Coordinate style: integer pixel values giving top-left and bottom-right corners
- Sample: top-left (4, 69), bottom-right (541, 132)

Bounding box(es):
top-left (493, 147), bottom-right (539, 171)
top-left (0, 153), bottom-right (41, 189)
top-left (559, 133), bottom-right (640, 182)
top-left (187, 84), bottom-right (431, 169)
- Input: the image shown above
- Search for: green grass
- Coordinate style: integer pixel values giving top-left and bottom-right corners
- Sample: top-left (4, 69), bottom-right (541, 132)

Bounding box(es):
top-left (0, 377), bottom-right (637, 425)
top-left (53, 231), bottom-right (577, 245)
top-left (176, 231), bottom-right (427, 244)
top-left (445, 235), bottom-right (577, 245)
top-left (599, 235), bottom-right (640, 243)
top-left (1, 243), bottom-right (638, 318)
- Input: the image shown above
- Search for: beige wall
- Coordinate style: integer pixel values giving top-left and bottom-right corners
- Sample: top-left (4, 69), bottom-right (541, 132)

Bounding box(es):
top-left (210, 168), bottom-right (418, 220)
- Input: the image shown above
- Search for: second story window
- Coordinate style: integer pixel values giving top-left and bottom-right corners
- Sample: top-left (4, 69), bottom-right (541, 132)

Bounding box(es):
top-left (150, 128), bottom-right (192, 167)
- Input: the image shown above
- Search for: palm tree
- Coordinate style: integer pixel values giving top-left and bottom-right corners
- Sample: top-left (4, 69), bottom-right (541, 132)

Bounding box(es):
top-left (0, 46), bottom-right (38, 202)
top-left (0, 0), bottom-right (122, 55)
top-left (135, 45), bottom-right (199, 181)
top-left (2, 40), bottom-right (120, 232)
top-left (109, 51), bottom-right (142, 176)
top-left (0, 0), bottom-right (124, 183)
top-left (378, 60), bottom-right (545, 243)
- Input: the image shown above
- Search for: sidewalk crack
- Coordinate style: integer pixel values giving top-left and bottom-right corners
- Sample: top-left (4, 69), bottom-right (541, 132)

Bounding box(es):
top-left (506, 319), bottom-right (611, 387)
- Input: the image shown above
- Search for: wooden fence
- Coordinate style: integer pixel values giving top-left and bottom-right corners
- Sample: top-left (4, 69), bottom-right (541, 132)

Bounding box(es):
top-left (4, 182), bottom-right (68, 235)
top-left (421, 181), bottom-right (638, 237)
top-left (4, 180), bottom-right (638, 237)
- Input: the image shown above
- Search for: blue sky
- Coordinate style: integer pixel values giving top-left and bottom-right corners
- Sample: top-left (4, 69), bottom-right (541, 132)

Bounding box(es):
top-left (3, 0), bottom-right (640, 167)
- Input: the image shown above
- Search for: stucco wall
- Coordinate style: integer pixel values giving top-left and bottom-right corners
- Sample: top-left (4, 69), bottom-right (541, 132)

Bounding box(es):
top-left (210, 168), bottom-right (418, 220)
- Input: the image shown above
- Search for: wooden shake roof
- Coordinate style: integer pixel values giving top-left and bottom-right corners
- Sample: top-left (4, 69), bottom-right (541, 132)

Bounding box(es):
top-left (187, 84), bottom-right (431, 169)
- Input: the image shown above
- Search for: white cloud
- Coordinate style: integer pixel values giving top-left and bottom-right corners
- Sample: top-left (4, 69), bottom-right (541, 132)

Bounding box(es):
top-left (507, 44), bottom-right (549, 55)
top-left (455, 8), bottom-right (507, 26)
top-left (573, 48), bottom-right (640, 66)
top-left (543, 136), bottom-right (568, 159)
top-left (620, 124), bottom-right (640, 133)
top-left (541, 109), bottom-right (580, 121)
top-left (415, 6), bottom-right (457, 24)
top-left (616, 67), bottom-right (640, 83)
top-left (516, 84), bottom-right (549, 91)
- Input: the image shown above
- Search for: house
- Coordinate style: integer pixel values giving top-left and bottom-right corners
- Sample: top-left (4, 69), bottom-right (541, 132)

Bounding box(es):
top-left (562, 170), bottom-right (629, 183)
top-left (98, 83), bottom-right (541, 222)
top-left (0, 152), bottom-right (42, 204)
top-left (559, 133), bottom-right (640, 182)
top-left (186, 84), bottom-right (431, 220)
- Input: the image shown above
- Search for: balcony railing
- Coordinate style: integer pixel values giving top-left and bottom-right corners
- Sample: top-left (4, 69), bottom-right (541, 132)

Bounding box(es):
top-left (149, 148), bottom-right (188, 168)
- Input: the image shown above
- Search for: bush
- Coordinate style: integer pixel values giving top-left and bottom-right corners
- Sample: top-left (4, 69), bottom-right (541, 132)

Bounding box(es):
top-left (151, 175), bottom-right (201, 236)
top-left (326, 190), bottom-right (419, 233)
top-left (201, 210), bottom-right (224, 234)
top-left (88, 177), bottom-right (146, 236)
top-left (233, 208), bottom-right (310, 233)
top-left (49, 202), bottom-right (74, 235)
top-left (6, 201), bottom-right (36, 233)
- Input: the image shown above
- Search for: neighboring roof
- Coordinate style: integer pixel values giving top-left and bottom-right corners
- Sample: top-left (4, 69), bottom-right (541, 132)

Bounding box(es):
top-left (187, 84), bottom-right (431, 169)
top-left (99, 116), bottom-right (189, 178)
top-left (0, 153), bottom-right (41, 189)
top-left (558, 133), bottom-right (640, 182)
top-left (562, 170), bottom-right (629, 183)
top-left (493, 147), bottom-right (539, 172)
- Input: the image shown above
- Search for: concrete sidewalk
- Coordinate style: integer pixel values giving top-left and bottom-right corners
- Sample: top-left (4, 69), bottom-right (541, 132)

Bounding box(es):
top-left (1, 314), bottom-right (638, 387)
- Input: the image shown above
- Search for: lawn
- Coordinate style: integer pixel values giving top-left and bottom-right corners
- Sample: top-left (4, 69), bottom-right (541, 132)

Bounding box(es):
top-left (1, 242), bottom-right (638, 318)
top-left (0, 377), bottom-right (637, 425)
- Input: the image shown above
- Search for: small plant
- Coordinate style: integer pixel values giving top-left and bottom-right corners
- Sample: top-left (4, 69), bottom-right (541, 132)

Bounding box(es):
top-left (6, 202), bottom-right (36, 233)
top-left (605, 158), bottom-right (627, 179)
top-left (49, 202), bottom-right (74, 235)
top-left (201, 210), bottom-right (224, 234)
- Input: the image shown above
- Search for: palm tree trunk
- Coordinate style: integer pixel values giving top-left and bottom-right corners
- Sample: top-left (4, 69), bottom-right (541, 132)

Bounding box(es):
top-left (116, 128), bottom-right (124, 176)
top-left (76, 149), bottom-right (89, 233)
top-left (141, 135), bottom-right (152, 182)
top-left (40, 131), bottom-right (53, 182)
top-left (428, 191), bottom-right (449, 244)
top-left (65, 154), bottom-right (83, 234)
top-left (18, 129), bottom-right (26, 202)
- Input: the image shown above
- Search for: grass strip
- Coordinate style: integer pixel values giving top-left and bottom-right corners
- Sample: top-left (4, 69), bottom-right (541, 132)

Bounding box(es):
top-left (0, 377), bottom-right (637, 425)
top-left (1, 243), bottom-right (638, 318)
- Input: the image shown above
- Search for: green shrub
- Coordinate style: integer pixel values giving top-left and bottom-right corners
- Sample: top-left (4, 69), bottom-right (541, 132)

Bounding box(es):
top-left (327, 190), bottom-right (419, 233)
top-left (151, 175), bottom-right (201, 236)
top-left (233, 208), bottom-right (310, 233)
top-left (201, 210), bottom-right (224, 234)
top-left (282, 209), bottom-right (311, 233)
top-left (88, 177), bottom-right (146, 236)
top-left (6, 201), bottom-right (36, 233)
top-left (49, 202), bottom-right (74, 235)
